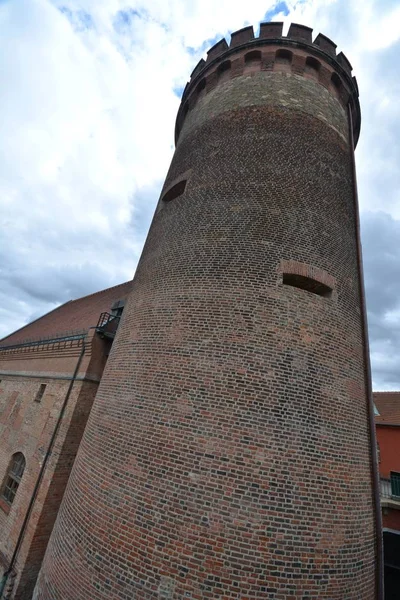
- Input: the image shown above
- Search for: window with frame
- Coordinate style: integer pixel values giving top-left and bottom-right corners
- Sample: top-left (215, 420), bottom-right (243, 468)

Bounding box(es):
top-left (111, 300), bottom-right (125, 318)
top-left (391, 471), bottom-right (400, 498)
top-left (1, 453), bottom-right (26, 506)
top-left (34, 383), bottom-right (46, 403)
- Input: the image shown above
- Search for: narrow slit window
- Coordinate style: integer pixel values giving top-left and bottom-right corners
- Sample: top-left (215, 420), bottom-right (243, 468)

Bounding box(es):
top-left (331, 72), bottom-right (342, 89)
top-left (217, 60), bottom-right (231, 82)
top-left (1, 453), bottom-right (25, 506)
top-left (331, 72), bottom-right (342, 98)
top-left (35, 383), bottom-right (46, 403)
top-left (162, 180), bottom-right (187, 203)
top-left (283, 273), bottom-right (332, 297)
top-left (196, 78), bottom-right (206, 95)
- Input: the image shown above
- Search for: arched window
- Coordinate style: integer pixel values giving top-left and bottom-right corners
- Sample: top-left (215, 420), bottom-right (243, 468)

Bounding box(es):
top-left (274, 49), bottom-right (293, 73)
top-left (244, 50), bottom-right (262, 64)
top-left (1, 453), bottom-right (25, 506)
top-left (244, 50), bottom-right (262, 72)
top-left (275, 49), bottom-right (292, 64)
top-left (196, 78), bottom-right (206, 95)
top-left (331, 72), bottom-right (342, 97)
top-left (217, 60), bottom-right (231, 82)
top-left (305, 56), bottom-right (320, 77)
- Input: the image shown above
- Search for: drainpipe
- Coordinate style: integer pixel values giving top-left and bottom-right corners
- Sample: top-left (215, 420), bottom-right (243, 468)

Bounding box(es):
top-left (348, 104), bottom-right (384, 600)
top-left (0, 340), bottom-right (86, 598)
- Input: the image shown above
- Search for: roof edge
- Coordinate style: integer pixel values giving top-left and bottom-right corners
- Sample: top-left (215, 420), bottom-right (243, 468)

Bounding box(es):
top-left (0, 280), bottom-right (132, 347)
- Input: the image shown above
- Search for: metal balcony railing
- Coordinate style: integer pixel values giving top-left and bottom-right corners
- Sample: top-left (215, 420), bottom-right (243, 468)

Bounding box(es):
top-left (380, 473), bottom-right (400, 502)
top-left (96, 312), bottom-right (121, 340)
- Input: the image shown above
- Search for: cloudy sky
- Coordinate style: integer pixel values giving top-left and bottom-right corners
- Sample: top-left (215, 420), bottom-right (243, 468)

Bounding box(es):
top-left (0, 0), bottom-right (399, 390)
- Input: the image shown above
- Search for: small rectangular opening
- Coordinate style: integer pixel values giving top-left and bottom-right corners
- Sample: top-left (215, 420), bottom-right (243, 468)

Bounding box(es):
top-left (283, 273), bottom-right (332, 298)
top-left (162, 180), bottom-right (187, 203)
top-left (34, 383), bottom-right (47, 403)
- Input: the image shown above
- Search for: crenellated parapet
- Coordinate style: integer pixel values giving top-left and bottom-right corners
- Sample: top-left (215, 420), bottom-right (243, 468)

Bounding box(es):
top-left (176, 22), bottom-right (360, 145)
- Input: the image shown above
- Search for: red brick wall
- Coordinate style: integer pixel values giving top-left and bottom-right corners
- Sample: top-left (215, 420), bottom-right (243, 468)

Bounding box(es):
top-left (13, 381), bottom-right (100, 600)
top-left (0, 333), bottom-right (109, 599)
top-left (382, 508), bottom-right (400, 532)
top-left (34, 29), bottom-right (375, 600)
top-left (376, 425), bottom-right (400, 479)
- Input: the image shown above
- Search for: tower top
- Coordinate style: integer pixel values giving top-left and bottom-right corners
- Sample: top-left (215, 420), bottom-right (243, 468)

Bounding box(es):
top-left (176, 22), bottom-right (360, 146)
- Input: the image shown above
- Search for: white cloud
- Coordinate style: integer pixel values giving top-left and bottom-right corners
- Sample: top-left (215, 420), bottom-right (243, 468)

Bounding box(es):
top-left (0, 0), bottom-right (399, 389)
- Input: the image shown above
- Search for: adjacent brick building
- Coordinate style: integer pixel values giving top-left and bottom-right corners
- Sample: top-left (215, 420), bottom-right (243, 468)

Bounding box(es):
top-left (374, 392), bottom-right (400, 600)
top-left (32, 21), bottom-right (382, 600)
top-left (374, 392), bottom-right (400, 530)
top-left (0, 281), bottom-right (131, 599)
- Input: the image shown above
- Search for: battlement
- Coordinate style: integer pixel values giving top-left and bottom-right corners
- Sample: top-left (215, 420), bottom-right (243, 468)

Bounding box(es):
top-left (176, 22), bottom-right (361, 146)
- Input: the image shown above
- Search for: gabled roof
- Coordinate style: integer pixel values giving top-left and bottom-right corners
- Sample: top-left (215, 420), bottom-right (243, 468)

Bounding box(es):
top-left (374, 392), bottom-right (400, 426)
top-left (0, 281), bottom-right (133, 347)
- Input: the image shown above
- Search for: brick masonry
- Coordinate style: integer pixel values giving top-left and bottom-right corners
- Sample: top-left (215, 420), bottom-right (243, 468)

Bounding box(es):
top-left (0, 346), bottom-right (103, 600)
top-left (179, 68), bottom-right (349, 145)
top-left (0, 284), bottom-right (131, 599)
top-left (381, 508), bottom-right (400, 532)
top-left (34, 24), bottom-right (376, 600)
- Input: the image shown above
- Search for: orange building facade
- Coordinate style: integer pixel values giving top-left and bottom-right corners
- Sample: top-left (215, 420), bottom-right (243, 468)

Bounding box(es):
top-left (374, 392), bottom-right (400, 599)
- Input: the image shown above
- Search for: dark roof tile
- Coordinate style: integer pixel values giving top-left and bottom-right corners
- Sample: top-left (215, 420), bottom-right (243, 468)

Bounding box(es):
top-left (374, 392), bottom-right (400, 426)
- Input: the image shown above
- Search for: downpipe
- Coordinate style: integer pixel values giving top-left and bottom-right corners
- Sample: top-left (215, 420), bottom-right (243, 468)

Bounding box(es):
top-left (348, 104), bottom-right (384, 600)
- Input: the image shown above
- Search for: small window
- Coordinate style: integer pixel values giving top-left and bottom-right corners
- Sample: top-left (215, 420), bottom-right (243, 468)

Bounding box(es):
top-left (331, 72), bottom-right (342, 96)
top-left (35, 384), bottom-right (46, 403)
top-left (217, 60), bottom-right (231, 82)
top-left (305, 56), bottom-right (320, 76)
top-left (391, 472), bottom-right (400, 498)
top-left (244, 50), bottom-right (262, 73)
top-left (111, 300), bottom-right (125, 318)
top-left (1, 453), bottom-right (25, 506)
top-left (275, 49), bottom-right (292, 64)
top-left (162, 180), bottom-right (187, 203)
top-left (245, 50), bottom-right (262, 64)
top-left (196, 78), bottom-right (206, 95)
top-left (283, 273), bottom-right (332, 297)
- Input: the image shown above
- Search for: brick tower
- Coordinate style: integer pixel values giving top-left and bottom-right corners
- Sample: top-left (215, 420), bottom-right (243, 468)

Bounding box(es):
top-left (34, 22), bottom-right (381, 600)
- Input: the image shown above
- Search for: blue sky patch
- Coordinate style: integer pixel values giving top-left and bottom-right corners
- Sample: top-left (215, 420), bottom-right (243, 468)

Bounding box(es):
top-left (113, 8), bottom-right (143, 30)
top-left (59, 6), bottom-right (94, 32)
top-left (173, 85), bottom-right (185, 99)
top-left (263, 1), bottom-right (290, 21)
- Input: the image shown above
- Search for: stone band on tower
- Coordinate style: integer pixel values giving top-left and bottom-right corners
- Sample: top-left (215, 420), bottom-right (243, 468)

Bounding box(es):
top-left (34, 22), bottom-right (380, 600)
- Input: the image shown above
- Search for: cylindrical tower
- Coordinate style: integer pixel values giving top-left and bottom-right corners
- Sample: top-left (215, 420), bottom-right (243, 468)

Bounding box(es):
top-left (34, 22), bottom-right (380, 600)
